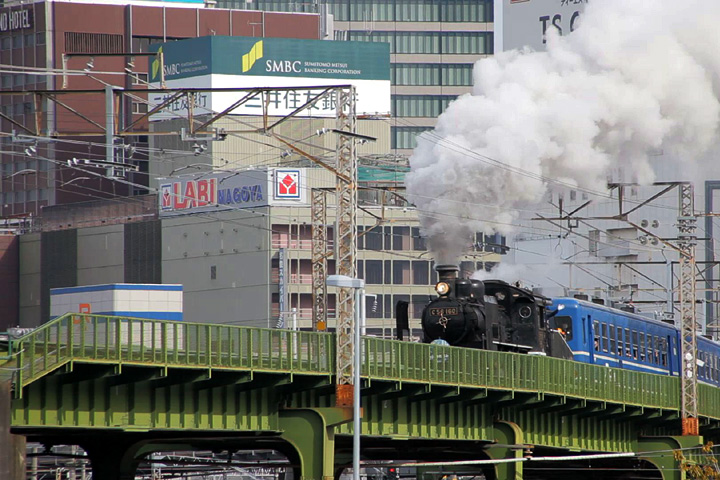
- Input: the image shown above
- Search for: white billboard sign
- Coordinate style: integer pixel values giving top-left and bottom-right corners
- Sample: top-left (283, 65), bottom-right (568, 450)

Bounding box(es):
top-left (497, 0), bottom-right (588, 52)
top-left (149, 75), bottom-right (390, 120)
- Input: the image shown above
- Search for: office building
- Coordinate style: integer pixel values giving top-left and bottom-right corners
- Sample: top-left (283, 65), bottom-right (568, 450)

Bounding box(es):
top-left (0, 0), bottom-right (324, 219)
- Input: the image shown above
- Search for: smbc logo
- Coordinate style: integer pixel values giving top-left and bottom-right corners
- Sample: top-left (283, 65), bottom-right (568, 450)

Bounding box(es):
top-left (151, 46), bottom-right (179, 81)
top-left (151, 46), bottom-right (163, 81)
top-left (242, 40), bottom-right (263, 73)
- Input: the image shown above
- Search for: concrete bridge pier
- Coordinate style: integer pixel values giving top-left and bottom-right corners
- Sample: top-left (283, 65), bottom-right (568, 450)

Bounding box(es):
top-left (279, 407), bottom-right (354, 480)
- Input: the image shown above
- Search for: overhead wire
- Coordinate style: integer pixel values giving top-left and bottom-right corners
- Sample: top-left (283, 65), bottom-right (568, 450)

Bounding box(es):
top-left (4, 71), bottom-right (716, 299)
top-left (7, 71), bottom-right (706, 241)
top-left (1, 138), bottom-right (676, 292)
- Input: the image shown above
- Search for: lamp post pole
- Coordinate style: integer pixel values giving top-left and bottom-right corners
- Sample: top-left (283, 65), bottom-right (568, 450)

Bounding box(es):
top-left (353, 286), bottom-right (364, 480)
top-left (326, 275), bottom-right (365, 480)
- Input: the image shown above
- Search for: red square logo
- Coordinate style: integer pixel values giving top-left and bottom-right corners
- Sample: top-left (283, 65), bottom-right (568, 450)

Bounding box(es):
top-left (275, 170), bottom-right (301, 199)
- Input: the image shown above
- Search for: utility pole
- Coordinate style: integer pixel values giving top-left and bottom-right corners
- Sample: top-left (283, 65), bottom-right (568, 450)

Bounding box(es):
top-left (334, 86), bottom-right (358, 407)
top-left (678, 183), bottom-right (698, 436)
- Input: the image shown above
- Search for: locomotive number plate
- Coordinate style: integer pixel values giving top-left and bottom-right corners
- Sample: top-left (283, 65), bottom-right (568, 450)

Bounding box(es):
top-left (430, 307), bottom-right (458, 316)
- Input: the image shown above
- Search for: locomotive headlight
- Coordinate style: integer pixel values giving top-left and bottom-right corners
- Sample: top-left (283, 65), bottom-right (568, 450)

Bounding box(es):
top-left (435, 282), bottom-right (451, 296)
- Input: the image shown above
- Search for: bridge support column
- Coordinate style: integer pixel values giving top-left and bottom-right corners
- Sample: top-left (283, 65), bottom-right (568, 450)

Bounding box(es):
top-left (280, 407), bottom-right (353, 480)
top-left (487, 421), bottom-right (525, 480)
top-left (638, 436), bottom-right (703, 480)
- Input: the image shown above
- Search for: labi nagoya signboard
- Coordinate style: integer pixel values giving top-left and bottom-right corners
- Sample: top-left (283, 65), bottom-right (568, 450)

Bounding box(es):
top-left (497, 0), bottom-right (588, 52)
top-left (158, 168), bottom-right (307, 216)
top-left (148, 36), bottom-right (390, 119)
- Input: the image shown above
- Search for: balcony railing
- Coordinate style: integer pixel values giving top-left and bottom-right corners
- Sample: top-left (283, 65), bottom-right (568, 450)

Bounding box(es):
top-left (272, 238), bottom-right (334, 250)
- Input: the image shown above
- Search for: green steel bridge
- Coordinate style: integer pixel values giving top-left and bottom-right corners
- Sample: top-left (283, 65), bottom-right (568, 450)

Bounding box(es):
top-left (3, 313), bottom-right (720, 480)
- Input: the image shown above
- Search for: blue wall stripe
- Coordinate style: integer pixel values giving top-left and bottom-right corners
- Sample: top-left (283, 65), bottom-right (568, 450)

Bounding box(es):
top-left (51, 284), bottom-right (183, 295)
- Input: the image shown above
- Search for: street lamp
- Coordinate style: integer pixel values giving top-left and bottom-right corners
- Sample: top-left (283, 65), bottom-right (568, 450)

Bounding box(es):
top-left (326, 274), bottom-right (364, 480)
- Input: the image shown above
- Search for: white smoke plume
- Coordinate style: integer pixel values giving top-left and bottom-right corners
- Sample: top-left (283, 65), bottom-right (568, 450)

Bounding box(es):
top-left (406, 0), bottom-right (720, 265)
top-left (471, 262), bottom-right (534, 285)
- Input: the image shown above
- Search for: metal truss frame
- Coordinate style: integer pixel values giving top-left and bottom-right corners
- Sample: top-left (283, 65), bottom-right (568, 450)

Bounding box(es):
top-left (311, 188), bottom-right (328, 332)
top-left (333, 86), bottom-right (358, 407)
top-left (533, 181), bottom-right (700, 435)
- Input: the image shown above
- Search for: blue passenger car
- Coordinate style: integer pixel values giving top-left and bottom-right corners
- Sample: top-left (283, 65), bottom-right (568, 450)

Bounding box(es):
top-left (549, 298), bottom-right (680, 376)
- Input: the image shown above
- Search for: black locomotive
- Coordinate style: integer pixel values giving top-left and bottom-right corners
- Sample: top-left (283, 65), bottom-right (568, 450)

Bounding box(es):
top-left (398, 264), bottom-right (572, 359)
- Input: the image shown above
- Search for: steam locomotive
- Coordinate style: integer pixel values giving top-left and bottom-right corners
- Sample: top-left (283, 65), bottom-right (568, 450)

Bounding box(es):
top-left (404, 264), bottom-right (572, 360)
top-left (403, 264), bottom-right (720, 388)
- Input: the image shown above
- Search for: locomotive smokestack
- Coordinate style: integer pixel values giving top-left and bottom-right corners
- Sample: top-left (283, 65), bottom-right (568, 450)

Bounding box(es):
top-left (436, 264), bottom-right (459, 282)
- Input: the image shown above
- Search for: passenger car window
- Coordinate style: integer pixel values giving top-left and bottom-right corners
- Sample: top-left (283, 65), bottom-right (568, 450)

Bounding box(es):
top-left (639, 332), bottom-right (645, 361)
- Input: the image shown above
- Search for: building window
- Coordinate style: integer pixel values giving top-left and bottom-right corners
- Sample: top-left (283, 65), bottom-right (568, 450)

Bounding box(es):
top-left (392, 63), bottom-right (440, 86)
top-left (350, 0), bottom-right (394, 22)
top-left (24, 33), bottom-right (34, 47)
top-left (476, 232), bottom-right (507, 254)
top-left (412, 260), bottom-right (429, 285)
top-left (391, 126), bottom-right (433, 149)
top-left (440, 0), bottom-right (493, 22)
top-left (1, 36), bottom-right (11, 50)
top-left (440, 32), bottom-right (493, 54)
top-left (362, 226), bottom-right (383, 250)
top-left (132, 102), bottom-right (149, 114)
top-left (393, 32), bottom-right (440, 54)
top-left (12, 35), bottom-right (22, 49)
top-left (36, 32), bottom-right (45, 45)
top-left (131, 73), bottom-right (148, 85)
top-left (316, 0), bottom-right (492, 22)
top-left (441, 63), bottom-right (474, 86)
top-left (392, 95), bottom-right (457, 117)
top-left (412, 227), bottom-right (427, 251)
top-left (393, 63), bottom-right (474, 87)
top-left (349, 31), bottom-right (493, 55)
top-left (393, 260), bottom-right (411, 284)
top-left (392, 226), bottom-right (411, 250)
top-left (365, 260), bottom-right (383, 284)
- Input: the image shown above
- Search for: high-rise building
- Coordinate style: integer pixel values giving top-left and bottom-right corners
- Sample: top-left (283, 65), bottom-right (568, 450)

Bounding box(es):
top-left (228, 0), bottom-right (494, 158)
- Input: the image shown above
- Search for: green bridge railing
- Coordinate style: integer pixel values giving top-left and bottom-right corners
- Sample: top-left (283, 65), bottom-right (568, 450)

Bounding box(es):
top-left (12, 313), bottom-right (334, 395)
top-left (8, 314), bottom-right (720, 421)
